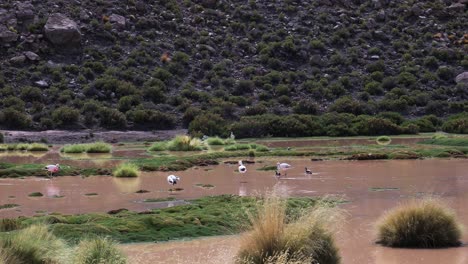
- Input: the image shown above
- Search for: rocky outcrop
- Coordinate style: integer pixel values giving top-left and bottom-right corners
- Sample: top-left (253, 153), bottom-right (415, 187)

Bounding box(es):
top-left (109, 14), bottom-right (126, 29)
top-left (0, 25), bottom-right (18, 43)
top-left (455, 72), bottom-right (468, 84)
top-left (44, 13), bottom-right (81, 46)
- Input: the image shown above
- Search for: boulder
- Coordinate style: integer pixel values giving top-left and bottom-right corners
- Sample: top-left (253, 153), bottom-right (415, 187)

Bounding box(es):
top-left (109, 14), bottom-right (126, 29)
top-left (15, 2), bottom-right (34, 21)
top-left (0, 25), bottom-right (18, 43)
top-left (34, 80), bottom-right (49, 88)
top-left (24, 51), bottom-right (39, 60)
top-left (0, 8), bottom-right (14, 23)
top-left (44, 13), bottom-right (81, 46)
top-left (10, 55), bottom-right (26, 64)
top-left (446, 3), bottom-right (466, 12)
top-left (455, 72), bottom-right (468, 83)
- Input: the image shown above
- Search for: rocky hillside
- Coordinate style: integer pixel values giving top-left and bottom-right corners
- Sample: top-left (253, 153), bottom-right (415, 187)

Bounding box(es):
top-left (0, 0), bottom-right (467, 136)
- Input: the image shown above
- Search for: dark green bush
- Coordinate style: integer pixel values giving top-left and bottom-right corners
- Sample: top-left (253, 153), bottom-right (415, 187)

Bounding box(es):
top-left (99, 108), bottom-right (127, 128)
top-left (0, 108), bottom-right (31, 129)
top-left (189, 113), bottom-right (227, 137)
top-left (52, 106), bottom-right (80, 127)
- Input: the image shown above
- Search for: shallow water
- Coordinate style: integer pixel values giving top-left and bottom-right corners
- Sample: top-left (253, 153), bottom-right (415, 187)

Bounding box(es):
top-left (259, 137), bottom-right (425, 148)
top-left (1, 158), bottom-right (467, 263)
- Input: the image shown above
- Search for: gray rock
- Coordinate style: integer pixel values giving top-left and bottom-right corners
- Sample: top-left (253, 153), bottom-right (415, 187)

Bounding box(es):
top-left (10, 55), bottom-right (26, 64)
top-left (0, 25), bottom-right (18, 43)
top-left (0, 8), bottom-right (14, 23)
top-left (44, 13), bottom-right (81, 46)
top-left (455, 72), bottom-right (468, 83)
top-left (15, 2), bottom-right (35, 21)
top-left (376, 10), bottom-right (386, 22)
top-left (24, 51), bottom-right (39, 61)
top-left (446, 3), bottom-right (466, 12)
top-left (370, 55), bottom-right (380, 60)
top-left (411, 4), bottom-right (423, 16)
top-left (34, 80), bottom-right (49, 88)
top-left (109, 14), bottom-right (126, 29)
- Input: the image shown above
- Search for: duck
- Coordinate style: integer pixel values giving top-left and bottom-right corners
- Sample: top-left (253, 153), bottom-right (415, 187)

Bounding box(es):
top-left (305, 167), bottom-right (312, 174)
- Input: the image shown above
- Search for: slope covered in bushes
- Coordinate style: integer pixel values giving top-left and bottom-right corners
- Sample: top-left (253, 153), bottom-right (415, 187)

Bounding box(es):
top-left (0, 0), bottom-right (466, 137)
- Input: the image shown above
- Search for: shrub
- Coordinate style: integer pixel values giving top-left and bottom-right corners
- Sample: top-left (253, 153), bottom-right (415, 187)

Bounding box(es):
top-left (189, 113), bottom-right (227, 137)
top-left (206, 137), bottom-right (225, 145)
top-left (0, 224), bottom-right (68, 264)
top-left (72, 237), bottom-right (127, 264)
top-left (99, 108), bottom-right (127, 129)
top-left (376, 199), bottom-right (462, 248)
top-left (236, 196), bottom-right (341, 264)
top-left (52, 106), bottom-right (80, 127)
top-left (148, 142), bottom-right (167, 151)
top-left (166, 135), bottom-right (205, 151)
top-left (113, 163), bottom-right (139, 178)
top-left (224, 144), bottom-right (251, 151)
top-left (0, 108), bottom-right (31, 129)
top-left (442, 114), bottom-right (468, 134)
top-left (86, 142), bottom-right (112, 153)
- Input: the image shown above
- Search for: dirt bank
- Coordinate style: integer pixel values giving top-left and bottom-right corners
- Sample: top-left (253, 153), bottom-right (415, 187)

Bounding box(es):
top-left (0, 129), bottom-right (187, 144)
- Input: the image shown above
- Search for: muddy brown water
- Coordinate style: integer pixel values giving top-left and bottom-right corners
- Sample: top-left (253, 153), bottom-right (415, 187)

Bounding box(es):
top-left (1, 159), bottom-right (468, 263)
top-left (259, 137), bottom-right (426, 148)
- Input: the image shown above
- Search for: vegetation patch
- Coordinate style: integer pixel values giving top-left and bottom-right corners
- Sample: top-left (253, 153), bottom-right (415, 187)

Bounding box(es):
top-left (16, 195), bottom-right (324, 244)
top-left (206, 137), bottom-right (225, 146)
top-left (388, 151), bottom-right (420, 160)
top-left (419, 138), bottom-right (468, 147)
top-left (113, 163), bottom-right (139, 178)
top-left (376, 136), bottom-right (391, 145)
top-left (0, 204), bottom-right (19, 210)
top-left (0, 143), bottom-right (48, 152)
top-left (376, 199), bottom-right (462, 248)
top-left (344, 153), bottom-right (388, 160)
top-left (0, 218), bottom-right (22, 232)
top-left (225, 144), bottom-right (252, 151)
top-left (72, 237), bottom-right (127, 264)
top-left (28, 192), bottom-right (43, 197)
top-left (168, 188), bottom-right (184, 192)
top-left (84, 193), bottom-right (98, 196)
top-left (195, 183), bottom-right (215, 189)
top-left (61, 142), bottom-right (112, 153)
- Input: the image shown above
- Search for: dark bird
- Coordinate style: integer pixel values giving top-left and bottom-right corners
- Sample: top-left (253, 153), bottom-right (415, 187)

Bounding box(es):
top-left (305, 167), bottom-right (312, 174)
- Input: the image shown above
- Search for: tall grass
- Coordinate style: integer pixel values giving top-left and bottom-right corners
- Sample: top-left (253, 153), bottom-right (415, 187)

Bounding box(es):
top-left (61, 142), bottom-right (112, 153)
top-left (113, 163), bottom-right (139, 177)
top-left (0, 143), bottom-right (48, 152)
top-left (166, 135), bottom-right (205, 151)
top-left (72, 237), bottom-right (127, 264)
top-left (148, 141), bottom-right (167, 151)
top-left (225, 144), bottom-right (251, 151)
top-left (0, 224), bottom-right (69, 264)
top-left (237, 195), bottom-right (341, 264)
top-left (27, 143), bottom-right (49, 151)
top-left (376, 199), bottom-right (463, 248)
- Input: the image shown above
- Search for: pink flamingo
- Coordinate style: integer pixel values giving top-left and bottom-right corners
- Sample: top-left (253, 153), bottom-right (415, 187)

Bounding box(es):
top-left (44, 164), bottom-right (60, 178)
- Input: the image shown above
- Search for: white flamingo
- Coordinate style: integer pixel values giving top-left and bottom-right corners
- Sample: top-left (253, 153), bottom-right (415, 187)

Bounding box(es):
top-left (44, 164), bottom-right (60, 178)
top-left (276, 162), bottom-right (291, 176)
top-left (238, 160), bottom-right (247, 174)
top-left (305, 167), bottom-right (312, 175)
top-left (167, 175), bottom-right (180, 185)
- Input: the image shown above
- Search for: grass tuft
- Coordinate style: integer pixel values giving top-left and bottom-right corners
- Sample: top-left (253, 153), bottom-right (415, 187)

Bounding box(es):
top-left (376, 136), bottom-right (391, 145)
top-left (0, 224), bottom-right (69, 264)
top-left (148, 142), bottom-right (167, 151)
top-left (72, 237), bottom-right (127, 264)
top-left (225, 144), bottom-right (251, 151)
top-left (28, 192), bottom-right (43, 197)
top-left (166, 135), bottom-right (205, 151)
top-left (0, 219), bottom-right (22, 232)
top-left (419, 137), bottom-right (468, 147)
top-left (376, 199), bottom-right (463, 248)
top-left (61, 142), bottom-right (112, 153)
top-left (113, 163), bottom-right (139, 178)
top-left (0, 204), bottom-right (19, 210)
top-left (236, 195), bottom-right (341, 264)
top-left (206, 137), bottom-right (225, 145)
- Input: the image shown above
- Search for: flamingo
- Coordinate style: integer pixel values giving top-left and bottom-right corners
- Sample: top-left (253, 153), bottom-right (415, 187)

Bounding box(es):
top-left (167, 175), bottom-right (180, 185)
top-left (305, 167), bottom-right (312, 175)
top-left (238, 160), bottom-right (247, 174)
top-left (276, 162), bottom-right (291, 176)
top-left (44, 164), bottom-right (60, 178)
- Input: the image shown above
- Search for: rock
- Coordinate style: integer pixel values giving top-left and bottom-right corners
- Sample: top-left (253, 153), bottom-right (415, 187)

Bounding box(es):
top-left (455, 72), bottom-right (468, 83)
top-left (15, 2), bottom-right (35, 21)
top-left (199, 0), bottom-right (218, 8)
top-left (34, 80), bottom-right (49, 88)
top-left (24, 51), bottom-right (39, 61)
top-left (44, 13), bottom-right (81, 46)
top-left (370, 55), bottom-right (380, 60)
top-left (411, 4), bottom-right (423, 16)
top-left (10, 55), bottom-right (26, 64)
top-left (79, 10), bottom-right (90, 21)
top-left (109, 14), bottom-right (126, 29)
top-left (0, 25), bottom-right (18, 43)
top-left (0, 8), bottom-right (14, 23)
top-left (376, 10), bottom-right (386, 22)
top-left (447, 3), bottom-right (466, 12)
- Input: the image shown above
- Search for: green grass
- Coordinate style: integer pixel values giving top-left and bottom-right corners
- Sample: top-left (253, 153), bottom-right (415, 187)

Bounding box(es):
top-left (72, 237), bottom-right (127, 264)
top-left (376, 199), bottom-right (462, 248)
top-left (0, 204), bottom-right (19, 210)
top-left (26, 143), bottom-right (49, 151)
top-left (257, 165), bottom-right (277, 171)
top-left (0, 143), bottom-right (49, 152)
top-left (195, 183), bottom-right (215, 188)
top-left (16, 195), bottom-right (325, 244)
top-left (61, 142), bottom-right (112, 153)
top-left (0, 162), bottom-right (111, 178)
top-left (419, 137), bottom-right (468, 147)
top-left (0, 219), bottom-right (22, 232)
top-left (225, 144), bottom-right (252, 151)
top-left (113, 163), bottom-right (139, 178)
top-left (84, 193), bottom-right (98, 196)
top-left (28, 192), bottom-right (43, 197)
top-left (206, 137), bottom-right (225, 145)
top-left (376, 136), bottom-right (391, 145)
top-left (166, 135), bottom-right (205, 151)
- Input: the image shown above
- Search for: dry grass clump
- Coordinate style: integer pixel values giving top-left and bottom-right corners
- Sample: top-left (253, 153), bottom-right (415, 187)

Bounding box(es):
top-left (0, 224), bottom-right (69, 264)
top-left (72, 237), bottom-right (126, 264)
top-left (376, 199), bottom-right (463, 248)
top-left (113, 163), bottom-right (139, 178)
top-left (166, 135), bottom-right (205, 151)
top-left (236, 196), bottom-right (342, 264)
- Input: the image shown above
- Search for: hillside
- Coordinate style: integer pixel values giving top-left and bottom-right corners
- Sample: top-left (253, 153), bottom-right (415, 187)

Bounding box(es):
top-left (0, 0), bottom-right (467, 137)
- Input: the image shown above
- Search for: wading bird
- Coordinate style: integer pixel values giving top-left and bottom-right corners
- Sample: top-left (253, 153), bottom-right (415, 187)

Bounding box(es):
top-left (167, 175), bottom-right (180, 185)
top-left (276, 162), bottom-right (291, 176)
top-left (44, 164), bottom-right (60, 178)
top-left (305, 167), bottom-right (312, 174)
top-left (238, 160), bottom-right (247, 174)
